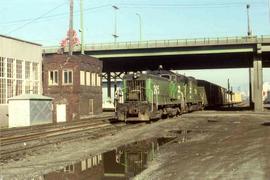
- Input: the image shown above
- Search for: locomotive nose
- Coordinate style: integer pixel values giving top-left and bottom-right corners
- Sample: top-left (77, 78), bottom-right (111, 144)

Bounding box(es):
top-left (129, 107), bottom-right (139, 115)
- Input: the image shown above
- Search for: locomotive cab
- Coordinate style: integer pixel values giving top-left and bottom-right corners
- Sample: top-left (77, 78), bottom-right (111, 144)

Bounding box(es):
top-left (116, 73), bottom-right (153, 121)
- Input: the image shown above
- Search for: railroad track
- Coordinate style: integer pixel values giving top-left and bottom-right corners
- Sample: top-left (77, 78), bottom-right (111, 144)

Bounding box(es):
top-left (0, 115), bottom-right (113, 138)
top-left (1, 122), bottom-right (109, 146)
top-left (0, 118), bottom-right (144, 163)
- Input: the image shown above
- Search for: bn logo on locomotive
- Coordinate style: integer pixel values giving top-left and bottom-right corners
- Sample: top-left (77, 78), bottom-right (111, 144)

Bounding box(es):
top-left (153, 85), bottom-right (160, 95)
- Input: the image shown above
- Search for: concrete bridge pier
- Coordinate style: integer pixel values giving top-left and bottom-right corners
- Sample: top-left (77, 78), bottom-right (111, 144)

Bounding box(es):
top-left (249, 68), bottom-right (254, 109)
top-left (107, 72), bottom-right (111, 98)
top-left (252, 54), bottom-right (263, 112)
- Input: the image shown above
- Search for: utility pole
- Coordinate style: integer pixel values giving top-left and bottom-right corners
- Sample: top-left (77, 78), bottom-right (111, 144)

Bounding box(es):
top-left (80, 0), bottom-right (84, 54)
top-left (112, 5), bottom-right (119, 43)
top-left (247, 4), bottom-right (254, 108)
top-left (69, 0), bottom-right (74, 56)
top-left (268, 0), bottom-right (270, 24)
top-left (136, 13), bottom-right (142, 41)
top-left (246, 4), bottom-right (252, 36)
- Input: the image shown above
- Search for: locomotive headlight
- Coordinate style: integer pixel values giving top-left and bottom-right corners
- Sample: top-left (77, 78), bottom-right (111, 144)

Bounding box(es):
top-left (133, 72), bottom-right (139, 79)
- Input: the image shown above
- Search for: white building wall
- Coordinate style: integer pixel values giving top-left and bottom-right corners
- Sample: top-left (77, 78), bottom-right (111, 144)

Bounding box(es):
top-left (0, 35), bottom-right (42, 105)
top-left (8, 100), bottom-right (30, 127)
top-left (0, 35), bottom-right (42, 128)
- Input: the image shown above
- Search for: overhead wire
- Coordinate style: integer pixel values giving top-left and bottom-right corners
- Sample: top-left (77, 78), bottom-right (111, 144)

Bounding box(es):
top-left (118, 2), bottom-right (266, 9)
top-left (2, 1), bottom-right (267, 33)
top-left (6, 2), bottom-right (68, 34)
top-left (1, 4), bottom-right (111, 26)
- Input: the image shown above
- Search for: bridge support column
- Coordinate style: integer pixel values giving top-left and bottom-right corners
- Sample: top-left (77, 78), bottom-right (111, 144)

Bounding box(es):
top-left (107, 72), bottom-right (111, 98)
top-left (252, 55), bottom-right (263, 112)
top-left (249, 68), bottom-right (254, 109)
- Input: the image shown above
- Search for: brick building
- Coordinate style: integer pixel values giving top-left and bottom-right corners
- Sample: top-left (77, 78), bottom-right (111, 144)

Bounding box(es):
top-left (43, 54), bottom-right (102, 122)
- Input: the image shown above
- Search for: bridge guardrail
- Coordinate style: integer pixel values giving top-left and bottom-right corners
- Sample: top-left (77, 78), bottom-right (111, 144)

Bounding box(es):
top-left (43, 35), bottom-right (270, 53)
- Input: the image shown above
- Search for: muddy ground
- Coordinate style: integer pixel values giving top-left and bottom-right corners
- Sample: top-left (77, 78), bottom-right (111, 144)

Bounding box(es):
top-left (1, 111), bottom-right (270, 180)
top-left (136, 111), bottom-right (270, 180)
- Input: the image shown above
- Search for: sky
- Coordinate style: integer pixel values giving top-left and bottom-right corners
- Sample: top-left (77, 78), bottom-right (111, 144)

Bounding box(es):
top-left (0, 0), bottom-right (269, 94)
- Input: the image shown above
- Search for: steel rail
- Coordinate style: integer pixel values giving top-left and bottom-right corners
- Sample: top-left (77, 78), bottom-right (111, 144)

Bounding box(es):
top-left (0, 115), bottom-right (113, 138)
top-left (0, 121), bottom-right (110, 146)
top-left (0, 122), bottom-right (144, 163)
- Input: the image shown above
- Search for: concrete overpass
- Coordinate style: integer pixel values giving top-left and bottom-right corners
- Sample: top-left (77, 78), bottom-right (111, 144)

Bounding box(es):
top-left (43, 35), bottom-right (270, 112)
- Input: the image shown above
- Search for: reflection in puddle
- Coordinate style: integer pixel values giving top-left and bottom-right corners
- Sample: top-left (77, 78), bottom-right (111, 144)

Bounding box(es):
top-left (43, 137), bottom-right (175, 180)
top-left (262, 122), bottom-right (270, 126)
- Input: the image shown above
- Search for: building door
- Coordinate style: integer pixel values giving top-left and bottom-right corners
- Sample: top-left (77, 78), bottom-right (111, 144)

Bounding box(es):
top-left (56, 104), bottom-right (66, 122)
top-left (89, 99), bottom-right (93, 114)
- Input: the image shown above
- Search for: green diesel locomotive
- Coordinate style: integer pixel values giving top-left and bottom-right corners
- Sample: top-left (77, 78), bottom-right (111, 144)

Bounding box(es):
top-left (116, 69), bottom-right (206, 122)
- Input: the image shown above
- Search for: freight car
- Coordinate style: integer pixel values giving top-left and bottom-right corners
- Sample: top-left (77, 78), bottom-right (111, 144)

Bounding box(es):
top-left (115, 68), bottom-right (205, 122)
top-left (197, 80), bottom-right (231, 107)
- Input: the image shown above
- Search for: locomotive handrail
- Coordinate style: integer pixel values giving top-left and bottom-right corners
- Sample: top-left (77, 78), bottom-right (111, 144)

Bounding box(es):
top-left (147, 88), bottom-right (154, 112)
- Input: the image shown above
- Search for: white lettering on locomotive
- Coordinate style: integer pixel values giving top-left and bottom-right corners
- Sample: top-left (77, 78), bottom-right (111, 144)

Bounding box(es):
top-left (153, 85), bottom-right (160, 95)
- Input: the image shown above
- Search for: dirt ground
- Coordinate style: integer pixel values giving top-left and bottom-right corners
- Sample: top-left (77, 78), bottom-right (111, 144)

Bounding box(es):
top-left (136, 111), bottom-right (270, 180)
top-left (1, 111), bottom-right (270, 180)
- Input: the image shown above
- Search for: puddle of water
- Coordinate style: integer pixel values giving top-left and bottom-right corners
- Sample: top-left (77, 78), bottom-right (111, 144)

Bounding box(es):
top-left (208, 119), bottom-right (218, 123)
top-left (42, 137), bottom-right (175, 180)
top-left (262, 122), bottom-right (270, 126)
top-left (168, 130), bottom-right (182, 134)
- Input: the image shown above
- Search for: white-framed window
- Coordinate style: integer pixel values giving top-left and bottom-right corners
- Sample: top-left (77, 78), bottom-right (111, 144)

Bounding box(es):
top-left (91, 73), bottom-right (96, 86)
top-left (62, 69), bottom-right (73, 85)
top-left (16, 60), bottom-right (22, 79)
top-left (64, 164), bottom-right (74, 173)
top-left (16, 80), bottom-right (23, 95)
top-left (81, 160), bottom-right (87, 171)
top-left (80, 71), bottom-right (85, 85)
top-left (0, 78), bottom-right (6, 104)
top-left (0, 57), bottom-right (6, 104)
top-left (7, 58), bottom-right (13, 78)
top-left (92, 156), bottom-right (97, 166)
top-left (25, 61), bottom-right (30, 79)
top-left (86, 72), bottom-right (90, 86)
top-left (7, 79), bottom-right (14, 98)
top-left (97, 74), bottom-right (101, 86)
top-left (98, 154), bottom-right (102, 163)
top-left (48, 70), bottom-right (58, 85)
top-left (87, 158), bottom-right (92, 168)
top-left (32, 63), bottom-right (38, 81)
top-left (33, 81), bottom-right (39, 94)
top-left (0, 57), bottom-right (5, 77)
top-left (0, 58), bottom-right (41, 104)
top-left (25, 80), bottom-right (31, 93)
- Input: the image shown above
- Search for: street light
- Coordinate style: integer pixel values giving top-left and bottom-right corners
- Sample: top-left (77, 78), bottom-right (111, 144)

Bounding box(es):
top-left (136, 13), bottom-right (142, 41)
top-left (112, 5), bottom-right (119, 43)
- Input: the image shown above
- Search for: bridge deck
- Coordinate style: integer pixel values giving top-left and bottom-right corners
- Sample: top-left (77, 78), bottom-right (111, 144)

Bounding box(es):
top-left (43, 35), bottom-right (270, 54)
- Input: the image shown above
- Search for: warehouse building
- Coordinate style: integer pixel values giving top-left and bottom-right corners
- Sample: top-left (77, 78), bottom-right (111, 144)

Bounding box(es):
top-left (43, 54), bottom-right (102, 123)
top-left (0, 35), bottom-right (42, 128)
